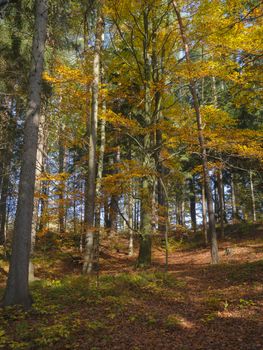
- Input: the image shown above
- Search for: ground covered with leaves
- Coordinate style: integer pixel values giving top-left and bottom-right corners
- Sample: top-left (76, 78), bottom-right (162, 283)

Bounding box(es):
top-left (0, 227), bottom-right (263, 349)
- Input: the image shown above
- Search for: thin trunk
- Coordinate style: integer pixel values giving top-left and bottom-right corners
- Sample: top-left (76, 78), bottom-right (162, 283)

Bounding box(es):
top-left (214, 176), bottom-right (219, 223)
top-left (58, 124), bottom-right (65, 234)
top-left (2, 0), bottom-right (48, 308)
top-left (0, 167), bottom-right (9, 245)
top-left (173, 0), bottom-right (219, 263)
top-left (189, 177), bottom-right (196, 234)
top-left (181, 199), bottom-right (185, 226)
top-left (217, 169), bottom-right (224, 238)
top-left (94, 99), bottom-right (106, 271)
top-left (201, 179), bottom-right (208, 245)
top-left (31, 113), bottom-right (45, 251)
top-left (83, 5), bottom-right (103, 274)
top-left (127, 145), bottom-right (134, 257)
top-left (250, 170), bottom-right (256, 223)
top-left (231, 173), bottom-right (237, 224)
top-left (109, 147), bottom-right (120, 236)
top-left (30, 113), bottom-right (46, 282)
top-left (137, 9), bottom-right (152, 267)
top-left (128, 188), bottom-right (134, 256)
top-left (95, 102), bottom-right (106, 228)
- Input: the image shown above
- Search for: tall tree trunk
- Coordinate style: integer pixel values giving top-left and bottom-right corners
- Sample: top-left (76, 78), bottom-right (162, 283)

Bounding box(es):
top-left (173, 0), bottom-right (219, 263)
top-left (189, 177), bottom-right (197, 234)
top-left (95, 101), bottom-right (106, 228)
top-left (231, 172), bottom-right (237, 224)
top-left (217, 169), bottom-right (224, 238)
top-left (0, 165), bottom-right (9, 245)
top-left (214, 175), bottom-right (219, 223)
top-left (249, 170), bottom-right (256, 223)
top-left (58, 123), bottom-right (66, 234)
top-left (201, 179), bottom-right (208, 245)
top-left (109, 147), bottom-right (120, 236)
top-left (2, 0), bottom-right (48, 308)
top-left (137, 9), bottom-right (152, 267)
top-left (94, 99), bottom-right (106, 271)
top-left (0, 122), bottom-right (12, 245)
top-left (31, 113), bottom-right (46, 251)
top-left (128, 185), bottom-right (134, 257)
top-left (83, 4), bottom-right (103, 274)
top-left (30, 113), bottom-right (46, 282)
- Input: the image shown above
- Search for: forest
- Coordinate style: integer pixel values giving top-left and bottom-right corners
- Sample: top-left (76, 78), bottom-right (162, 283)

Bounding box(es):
top-left (0, 0), bottom-right (262, 349)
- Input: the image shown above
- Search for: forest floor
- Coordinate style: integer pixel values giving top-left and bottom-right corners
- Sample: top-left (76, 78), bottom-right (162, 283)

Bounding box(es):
top-left (0, 224), bottom-right (263, 350)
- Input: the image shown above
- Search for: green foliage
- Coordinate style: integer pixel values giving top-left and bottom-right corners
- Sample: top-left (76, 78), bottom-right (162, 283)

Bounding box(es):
top-left (165, 314), bottom-right (181, 329)
top-left (238, 298), bottom-right (256, 309)
top-left (201, 311), bottom-right (218, 323)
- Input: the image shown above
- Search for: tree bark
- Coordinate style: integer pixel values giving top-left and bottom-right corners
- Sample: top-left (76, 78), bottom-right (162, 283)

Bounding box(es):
top-left (249, 170), bottom-right (256, 223)
top-left (189, 177), bottom-right (197, 234)
top-left (0, 164), bottom-right (9, 245)
top-left (30, 113), bottom-right (46, 282)
top-left (58, 123), bottom-right (66, 234)
top-left (83, 4), bottom-right (103, 274)
top-left (231, 172), bottom-right (237, 224)
top-left (217, 169), bottom-right (224, 238)
top-left (2, 0), bottom-right (48, 308)
top-left (137, 9), bottom-right (152, 267)
top-left (201, 179), bottom-right (208, 245)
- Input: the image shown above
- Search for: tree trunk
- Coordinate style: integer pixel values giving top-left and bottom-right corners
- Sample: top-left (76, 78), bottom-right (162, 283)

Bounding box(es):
top-left (58, 123), bottom-right (66, 234)
top-left (137, 9), bottom-right (152, 267)
top-left (31, 113), bottom-right (46, 251)
top-left (201, 179), bottom-right (208, 245)
top-left (249, 170), bottom-right (256, 223)
top-left (217, 169), bottom-right (224, 238)
top-left (95, 101), bottom-right (106, 228)
top-left (30, 113), bottom-right (46, 282)
top-left (231, 172), bottom-right (237, 224)
top-left (83, 5), bottom-right (103, 274)
top-left (189, 177), bottom-right (197, 234)
top-left (128, 187), bottom-right (134, 256)
top-left (173, 0), bottom-right (219, 263)
top-left (2, 0), bottom-right (48, 308)
top-left (0, 166), bottom-right (9, 245)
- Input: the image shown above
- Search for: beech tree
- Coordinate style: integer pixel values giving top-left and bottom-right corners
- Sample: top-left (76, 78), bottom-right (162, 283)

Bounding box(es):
top-left (1, 0), bottom-right (262, 299)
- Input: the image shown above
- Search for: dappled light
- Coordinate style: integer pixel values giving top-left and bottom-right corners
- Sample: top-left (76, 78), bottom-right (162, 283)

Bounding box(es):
top-left (0, 0), bottom-right (262, 348)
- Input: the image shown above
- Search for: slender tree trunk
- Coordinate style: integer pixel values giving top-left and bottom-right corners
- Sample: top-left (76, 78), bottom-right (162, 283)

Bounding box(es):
top-left (0, 131), bottom-right (12, 245)
top-left (181, 199), bottom-right (185, 226)
top-left (31, 114), bottom-right (46, 250)
top-left (249, 170), bottom-right (256, 223)
top-left (128, 186), bottom-right (134, 257)
top-left (95, 102), bottom-right (106, 228)
top-left (231, 172), bottom-right (237, 224)
top-left (189, 177), bottom-right (197, 234)
top-left (93, 97), bottom-right (106, 270)
top-left (173, 0), bottom-right (219, 263)
top-left (201, 179), bottom-right (208, 245)
top-left (0, 100), bottom-right (16, 245)
top-left (217, 169), bottom-right (224, 238)
top-left (30, 113), bottom-right (46, 282)
top-left (83, 5), bottom-right (103, 274)
top-left (2, 0), bottom-right (48, 308)
top-left (176, 197), bottom-right (182, 225)
top-left (0, 166), bottom-right (9, 245)
top-left (214, 175), bottom-right (219, 223)
top-left (137, 9), bottom-right (152, 267)
top-left (109, 148), bottom-right (120, 236)
top-left (58, 124), bottom-right (66, 234)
